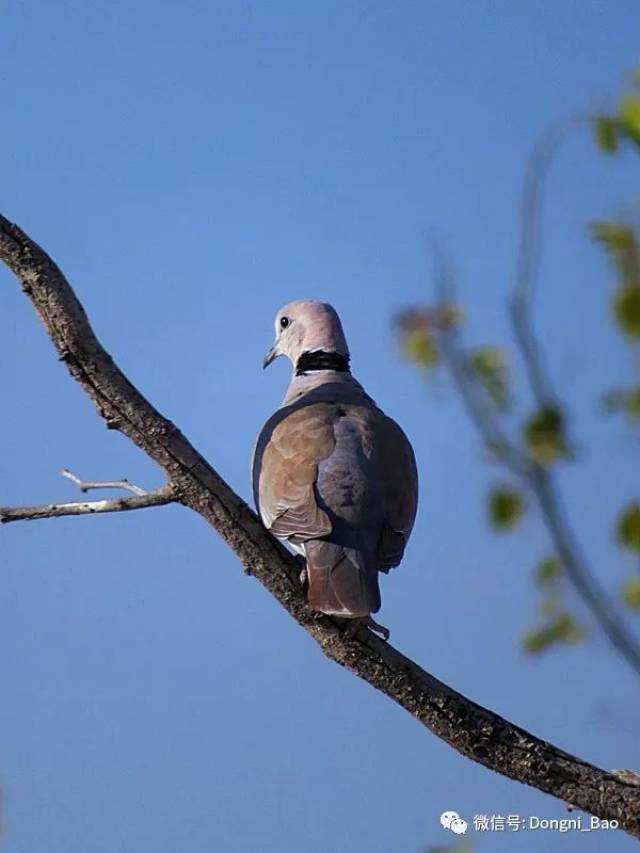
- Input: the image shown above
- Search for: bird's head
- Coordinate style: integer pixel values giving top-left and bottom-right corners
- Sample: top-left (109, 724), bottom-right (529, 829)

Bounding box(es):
top-left (262, 300), bottom-right (350, 371)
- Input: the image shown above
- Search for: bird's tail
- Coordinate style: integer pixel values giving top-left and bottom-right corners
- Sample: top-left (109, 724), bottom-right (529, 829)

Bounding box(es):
top-left (304, 540), bottom-right (380, 617)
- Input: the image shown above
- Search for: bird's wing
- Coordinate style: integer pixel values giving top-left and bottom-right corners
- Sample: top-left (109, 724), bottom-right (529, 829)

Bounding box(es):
top-left (343, 406), bottom-right (418, 570)
top-left (254, 403), bottom-right (335, 541)
top-left (375, 413), bottom-right (418, 569)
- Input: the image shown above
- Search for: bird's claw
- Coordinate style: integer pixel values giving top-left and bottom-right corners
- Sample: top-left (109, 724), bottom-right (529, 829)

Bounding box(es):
top-left (363, 616), bottom-right (390, 641)
top-left (341, 615), bottom-right (390, 641)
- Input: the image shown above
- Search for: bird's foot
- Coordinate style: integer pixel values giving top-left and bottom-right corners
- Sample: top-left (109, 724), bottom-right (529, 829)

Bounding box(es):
top-left (363, 615), bottom-right (390, 641)
top-left (341, 615), bottom-right (390, 641)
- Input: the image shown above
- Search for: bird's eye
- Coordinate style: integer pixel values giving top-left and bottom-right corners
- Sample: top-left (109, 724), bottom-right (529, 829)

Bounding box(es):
top-left (280, 316), bottom-right (290, 329)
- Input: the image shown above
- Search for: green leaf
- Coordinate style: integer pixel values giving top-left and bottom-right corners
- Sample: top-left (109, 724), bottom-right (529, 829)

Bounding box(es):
top-left (402, 328), bottom-right (439, 368)
top-left (590, 221), bottom-right (639, 283)
top-left (523, 406), bottom-right (570, 466)
top-left (554, 613), bottom-right (586, 645)
top-left (613, 284), bottom-right (640, 338)
top-left (594, 116), bottom-right (620, 153)
top-left (591, 221), bottom-right (635, 251)
top-left (536, 557), bottom-right (563, 585)
top-left (488, 485), bottom-right (524, 531)
top-left (522, 613), bottom-right (584, 654)
top-left (523, 628), bottom-right (553, 654)
top-left (619, 95), bottom-right (640, 145)
top-left (623, 579), bottom-right (640, 612)
top-left (470, 346), bottom-right (509, 408)
top-left (616, 503), bottom-right (640, 554)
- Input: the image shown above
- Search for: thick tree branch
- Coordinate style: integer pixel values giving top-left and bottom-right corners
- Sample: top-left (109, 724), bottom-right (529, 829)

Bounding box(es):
top-left (2, 214), bottom-right (640, 837)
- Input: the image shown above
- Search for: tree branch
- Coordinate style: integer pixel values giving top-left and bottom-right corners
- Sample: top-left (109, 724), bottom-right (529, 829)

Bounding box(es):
top-left (0, 484), bottom-right (176, 524)
top-left (431, 251), bottom-right (527, 475)
top-left (433, 288), bottom-right (640, 679)
top-left (2, 214), bottom-right (640, 836)
top-left (61, 467), bottom-right (149, 496)
top-left (511, 117), bottom-right (589, 403)
top-left (509, 117), bottom-right (640, 677)
top-left (429, 117), bottom-right (640, 680)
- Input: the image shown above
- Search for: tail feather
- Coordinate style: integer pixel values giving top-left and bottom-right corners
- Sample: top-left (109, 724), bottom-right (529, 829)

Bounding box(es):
top-left (305, 540), bottom-right (380, 617)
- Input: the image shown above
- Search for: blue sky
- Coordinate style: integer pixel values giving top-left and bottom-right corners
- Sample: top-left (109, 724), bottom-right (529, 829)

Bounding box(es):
top-left (1, 2), bottom-right (639, 851)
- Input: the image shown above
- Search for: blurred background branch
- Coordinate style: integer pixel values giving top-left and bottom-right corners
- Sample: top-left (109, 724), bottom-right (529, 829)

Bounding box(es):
top-left (397, 69), bottom-right (640, 676)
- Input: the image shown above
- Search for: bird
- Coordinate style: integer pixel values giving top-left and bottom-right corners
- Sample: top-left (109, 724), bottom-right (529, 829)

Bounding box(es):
top-left (252, 300), bottom-right (418, 636)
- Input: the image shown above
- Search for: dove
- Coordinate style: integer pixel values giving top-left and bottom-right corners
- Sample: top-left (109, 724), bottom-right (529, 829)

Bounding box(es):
top-left (252, 300), bottom-right (418, 634)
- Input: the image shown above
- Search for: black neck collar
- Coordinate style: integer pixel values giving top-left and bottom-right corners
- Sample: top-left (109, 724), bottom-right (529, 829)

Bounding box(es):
top-left (296, 350), bottom-right (351, 376)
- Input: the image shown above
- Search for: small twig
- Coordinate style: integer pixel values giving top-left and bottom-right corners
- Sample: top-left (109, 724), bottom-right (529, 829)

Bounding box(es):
top-left (513, 117), bottom-right (590, 306)
top-left (61, 467), bottom-right (148, 496)
top-left (0, 483), bottom-right (177, 525)
top-left (510, 115), bottom-right (590, 405)
top-left (0, 468), bottom-right (176, 524)
top-left (432, 250), bottom-right (526, 474)
top-left (532, 468), bottom-right (640, 676)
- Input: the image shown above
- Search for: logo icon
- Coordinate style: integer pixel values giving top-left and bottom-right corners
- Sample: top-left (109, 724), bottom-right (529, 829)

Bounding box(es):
top-left (440, 811), bottom-right (468, 835)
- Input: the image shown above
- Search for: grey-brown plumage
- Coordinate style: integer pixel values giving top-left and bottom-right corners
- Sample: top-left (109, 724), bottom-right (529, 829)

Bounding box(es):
top-left (253, 300), bottom-right (418, 619)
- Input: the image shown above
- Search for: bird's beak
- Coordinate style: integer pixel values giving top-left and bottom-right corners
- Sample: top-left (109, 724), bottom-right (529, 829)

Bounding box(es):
top-left (262, 342), bottom-right (278, 369)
